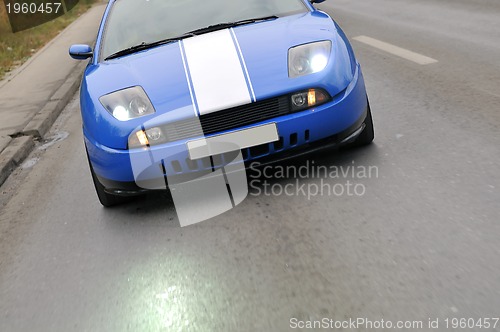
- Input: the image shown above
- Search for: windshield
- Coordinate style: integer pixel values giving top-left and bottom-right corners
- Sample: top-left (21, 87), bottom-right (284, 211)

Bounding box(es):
top-left (100, 0), bottom-right (308, 60)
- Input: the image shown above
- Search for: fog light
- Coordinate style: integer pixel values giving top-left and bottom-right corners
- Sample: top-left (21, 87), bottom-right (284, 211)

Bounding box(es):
top-left (291, 88), bottom-right (330, 112)
top-left (146, 127), bottom-right (162, 141)
top-left (129, 126), bottom-right (169, 149)
top-left (292, 93), bottom-right (307, 108)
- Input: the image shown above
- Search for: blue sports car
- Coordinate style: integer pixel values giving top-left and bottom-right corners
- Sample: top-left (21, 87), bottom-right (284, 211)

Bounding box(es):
top-left (70, 0), bottom-right (374, 207)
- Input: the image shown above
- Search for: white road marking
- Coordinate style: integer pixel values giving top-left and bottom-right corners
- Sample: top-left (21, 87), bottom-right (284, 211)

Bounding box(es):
top-left (353, 35), bottom-right (438, 65)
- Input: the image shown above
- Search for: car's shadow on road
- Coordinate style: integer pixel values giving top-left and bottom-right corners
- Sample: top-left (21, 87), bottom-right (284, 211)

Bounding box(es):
top-left (101, 143), bottom-right (382, 227)
top-left (246, 143), bottom-right (382, 186)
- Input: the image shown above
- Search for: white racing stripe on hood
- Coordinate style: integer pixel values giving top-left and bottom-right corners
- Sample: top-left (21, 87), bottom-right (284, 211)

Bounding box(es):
top-left (179, 42), bottom-right (199, 117)
top-left (230, 28), bottom-right (256, 103)
top-left (182, 29), bottom-right (252, 116)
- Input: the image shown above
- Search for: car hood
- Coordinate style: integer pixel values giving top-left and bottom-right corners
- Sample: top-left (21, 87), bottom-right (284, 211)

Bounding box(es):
top-left (83, 11), bottom-right (355, 149)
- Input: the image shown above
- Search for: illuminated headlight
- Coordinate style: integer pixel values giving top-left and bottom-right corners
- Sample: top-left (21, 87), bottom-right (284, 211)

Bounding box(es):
top-left (99, 86), bottom-right (155, 121)
top-left (290, 88), bottom-right (330, 112)
top-left (288, 41), bottom-right (332, 78)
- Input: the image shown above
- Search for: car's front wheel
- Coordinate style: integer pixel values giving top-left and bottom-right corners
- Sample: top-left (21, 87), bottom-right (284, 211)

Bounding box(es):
top-left (86, 149), bottom-right (130, 207)
top-left (348, 98), bottom-right (375, 147)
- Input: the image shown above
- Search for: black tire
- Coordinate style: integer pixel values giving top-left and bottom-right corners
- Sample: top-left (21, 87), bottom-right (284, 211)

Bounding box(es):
top-left (348, 99), bottom-right (375, 147)
top-left (86, 150), bottom-right (130, 207)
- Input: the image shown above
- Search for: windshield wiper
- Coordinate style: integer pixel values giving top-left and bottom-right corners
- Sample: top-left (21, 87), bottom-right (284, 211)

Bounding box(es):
top-left (105, 33), bottom-right (195, 60)
top-left (105, 16), bottom-right (278, 60)
top-left (188, 15), bottom-right (279, 36)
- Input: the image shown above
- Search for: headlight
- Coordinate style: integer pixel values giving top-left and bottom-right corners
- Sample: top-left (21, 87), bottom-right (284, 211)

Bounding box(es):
top-left (99, 86), bottom-right (155, 121)
top-left (288, 41), bottom-right (332, 78)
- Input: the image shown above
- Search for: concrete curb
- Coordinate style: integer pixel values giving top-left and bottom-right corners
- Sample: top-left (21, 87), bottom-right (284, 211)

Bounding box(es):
top-left (22, 61), bottom-right (86, 138)
top-left (0, 61), bottom-right (85, 187)
top-left (0, 136), bottom-right (35, 186)
top-left (0, 3), bottom-right (105, 189)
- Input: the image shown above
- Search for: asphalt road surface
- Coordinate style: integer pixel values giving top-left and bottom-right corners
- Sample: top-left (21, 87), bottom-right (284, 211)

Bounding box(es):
top-left (1, 1), bottom-right (500, 331)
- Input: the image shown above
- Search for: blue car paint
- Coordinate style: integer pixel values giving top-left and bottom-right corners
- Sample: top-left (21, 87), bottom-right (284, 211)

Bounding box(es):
top-left (80, 0), bottom-right (368, 184)
top-left (85, 65), bottom-right (367, 182)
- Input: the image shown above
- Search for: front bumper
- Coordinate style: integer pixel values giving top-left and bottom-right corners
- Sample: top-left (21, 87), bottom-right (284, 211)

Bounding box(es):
top-left (85, 66), bottom-right (368, 195)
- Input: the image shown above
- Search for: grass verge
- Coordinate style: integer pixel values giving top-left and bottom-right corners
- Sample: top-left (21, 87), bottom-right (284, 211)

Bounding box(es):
top-left (0, 0), bottom-right (96, 80)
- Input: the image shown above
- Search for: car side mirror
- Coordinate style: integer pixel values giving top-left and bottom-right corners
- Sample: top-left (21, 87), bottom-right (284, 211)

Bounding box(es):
top-left (310, 0), bottom-right (326, 3)
top-left (69, 44), bottom-right (93, 60)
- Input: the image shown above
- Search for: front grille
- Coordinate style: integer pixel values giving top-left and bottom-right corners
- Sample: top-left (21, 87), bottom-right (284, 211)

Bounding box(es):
top-left (200, 96), bottom-right (290, 135)
top-left (162, 96), bottom-right (290, 143)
